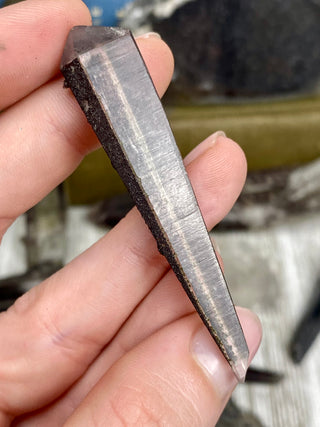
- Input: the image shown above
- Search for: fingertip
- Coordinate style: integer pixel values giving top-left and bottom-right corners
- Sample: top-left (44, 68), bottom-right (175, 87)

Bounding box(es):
top-left (135, 36), bottom-right (174, 97)
top-left (191, 307), bottom-right (262, 415)
top-left (185, 132), bottom-right (247, 186)
top-left (208, 135), bottom-right (248, 187)
top-left (237, 307), bottom-right (263, 361)
top-left (183, 133), bottom-right (247, 229)
top-left (77, 0), bottom-right (93, 25)
top-left (184, 130), bottom-right (226, 166)
top-left (59, 0), bottom-right (92, 27)
top-left (192, 324), bottom-right (238, 401)
top-left (226, 136), bottom-right (248, 180)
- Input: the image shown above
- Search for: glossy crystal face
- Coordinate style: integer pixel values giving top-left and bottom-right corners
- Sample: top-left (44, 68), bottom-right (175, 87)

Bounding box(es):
top-left (61, 25), bottom-right (249, 381)
top-left (60, 26), bottom-right (129, 68)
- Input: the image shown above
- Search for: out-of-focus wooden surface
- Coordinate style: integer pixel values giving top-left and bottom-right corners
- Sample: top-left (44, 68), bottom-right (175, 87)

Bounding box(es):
top-left (1, 208), bottom-right (320, 426)
top-left (66, 97), bottom-right (320, 205)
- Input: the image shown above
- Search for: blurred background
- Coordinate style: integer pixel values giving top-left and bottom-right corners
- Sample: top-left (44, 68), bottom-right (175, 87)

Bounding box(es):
top-left (1, 1), bottom-right (320, 426)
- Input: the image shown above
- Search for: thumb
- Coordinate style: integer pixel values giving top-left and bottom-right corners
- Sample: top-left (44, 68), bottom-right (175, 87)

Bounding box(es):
top-left (65, 308), bottom-right (261, 426)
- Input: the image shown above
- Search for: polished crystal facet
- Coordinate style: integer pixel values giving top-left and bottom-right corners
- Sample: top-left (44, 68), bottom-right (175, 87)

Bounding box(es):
top-left (61, 26), bottom-right (249, 381)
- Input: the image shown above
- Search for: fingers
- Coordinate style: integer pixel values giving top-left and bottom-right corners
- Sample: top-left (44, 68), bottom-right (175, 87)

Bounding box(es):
top-left (64, 311), bottom-right (261, 427)
top-left (0, 37), bottom-right (174, 238)
top-left (28, 237), bottom-right (228, 425)
top-left (135, 34), bottom-right (175, 97)
top-left (0, 134), bottom-right (247, 420)
top-left (0, 0), bottom-right (92, 111)
top-left (183, 133), bottom-right (247, 222)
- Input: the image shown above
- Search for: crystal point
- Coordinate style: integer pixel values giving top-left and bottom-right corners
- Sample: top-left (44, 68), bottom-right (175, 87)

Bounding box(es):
top-left (60, 26), bottom-right (129, 69)
top-left (232, 357), bottom-right (248, 383)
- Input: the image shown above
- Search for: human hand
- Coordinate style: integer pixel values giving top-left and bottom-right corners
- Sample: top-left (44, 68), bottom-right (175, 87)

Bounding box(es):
top-left (0, 1), bottom-right (262, 425)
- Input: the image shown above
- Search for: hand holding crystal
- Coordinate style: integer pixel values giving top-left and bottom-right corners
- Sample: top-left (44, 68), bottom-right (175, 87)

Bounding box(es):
top-left (0, 1), bottom-right (261, 425)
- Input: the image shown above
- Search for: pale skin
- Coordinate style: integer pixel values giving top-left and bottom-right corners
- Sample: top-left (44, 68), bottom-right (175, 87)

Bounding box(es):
top-left (0, 1), bottom-right (262, 425)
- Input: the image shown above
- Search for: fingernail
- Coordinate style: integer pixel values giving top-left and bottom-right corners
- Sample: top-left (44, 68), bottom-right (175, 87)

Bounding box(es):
top-left (192, 309), bottom-right (262, 400)
top-left (212, 130), bottom-right (226, 139)
top-left (137, 32), bottom-right (162, 40)
top-left (192, 326), bottom-right (237, 400)
top-left (184, 130), bottom-right (226, 166)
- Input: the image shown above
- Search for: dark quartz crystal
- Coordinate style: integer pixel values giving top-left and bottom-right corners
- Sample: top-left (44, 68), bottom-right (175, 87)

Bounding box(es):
top-left (61, 25), bottom-right (249, 381)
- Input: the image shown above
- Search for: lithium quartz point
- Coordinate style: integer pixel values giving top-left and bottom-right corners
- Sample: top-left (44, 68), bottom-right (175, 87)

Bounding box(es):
top-left (61, 26), bottom-right (249, 382)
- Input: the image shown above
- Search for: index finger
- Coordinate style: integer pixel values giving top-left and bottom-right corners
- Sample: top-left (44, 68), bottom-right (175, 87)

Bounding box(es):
top-left (0, 0), bottom-right (91, 111)
top-left (0, 17), bottom-right (174, 239)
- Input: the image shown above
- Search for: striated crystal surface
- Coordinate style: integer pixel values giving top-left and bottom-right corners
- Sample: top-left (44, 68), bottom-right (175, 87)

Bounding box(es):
top-left (61, 26), bottom-right (249, 381)
top-left (61, 26), bottom-right (129, 69)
